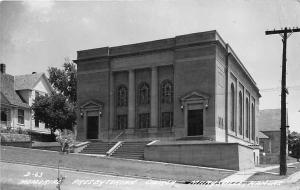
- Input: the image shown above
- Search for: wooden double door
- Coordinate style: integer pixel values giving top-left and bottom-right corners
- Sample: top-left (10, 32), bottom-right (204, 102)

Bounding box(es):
top-left (187, 109), bottom-right (203, 136)
top-left (86, 116), bottom-right (99, 139)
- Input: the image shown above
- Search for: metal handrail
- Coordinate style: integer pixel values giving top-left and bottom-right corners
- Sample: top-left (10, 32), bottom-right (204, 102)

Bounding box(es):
top-left (111, 131), bottom-right (124, 142)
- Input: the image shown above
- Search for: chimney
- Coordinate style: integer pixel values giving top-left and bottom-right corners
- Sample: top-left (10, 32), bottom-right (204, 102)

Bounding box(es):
top-left (0, 63), bottom-right (6, 74)
top-left (32, 72), bottom-right (36, 74)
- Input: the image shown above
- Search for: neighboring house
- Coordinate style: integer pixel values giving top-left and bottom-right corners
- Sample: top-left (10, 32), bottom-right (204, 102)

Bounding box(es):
top-left (0, 63), bottom-right (53, 134)
top-left (258, 109), bottom-right (289, 164)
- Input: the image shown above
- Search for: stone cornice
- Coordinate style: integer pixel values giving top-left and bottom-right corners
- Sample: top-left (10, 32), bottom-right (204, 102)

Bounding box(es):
top-left (74, 30), bottom-right (260, 97)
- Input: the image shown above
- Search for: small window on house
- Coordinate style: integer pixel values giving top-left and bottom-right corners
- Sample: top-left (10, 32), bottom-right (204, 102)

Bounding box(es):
top-left (18, 109), bottom-right (24, 124)
top-left (35, 119), bottom-right (39, 128)
top-left (35, 91), bottom-right (40, 98)
top-left (1, 110), bottom-right (7, 122)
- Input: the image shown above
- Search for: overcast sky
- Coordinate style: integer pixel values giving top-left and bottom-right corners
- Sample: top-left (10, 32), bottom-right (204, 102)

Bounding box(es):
top-left (1, 0), bottom-right (300, 132)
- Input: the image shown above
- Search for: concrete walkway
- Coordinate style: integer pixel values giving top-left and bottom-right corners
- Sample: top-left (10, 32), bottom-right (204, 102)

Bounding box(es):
top-left (221, 163), bottom-right (298, 182)
top-left (284, 170), bottom-right (300, 183)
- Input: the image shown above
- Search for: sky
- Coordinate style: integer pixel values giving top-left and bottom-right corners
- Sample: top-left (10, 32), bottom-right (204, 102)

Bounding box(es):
top-left (0, 0), bottom-right (300, 132)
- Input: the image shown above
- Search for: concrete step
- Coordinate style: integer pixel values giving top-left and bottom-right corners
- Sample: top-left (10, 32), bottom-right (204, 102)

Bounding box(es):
top-left (110, 141), bottom-right (150, 160)
top-left (79, 142), bottom-right (116, 154)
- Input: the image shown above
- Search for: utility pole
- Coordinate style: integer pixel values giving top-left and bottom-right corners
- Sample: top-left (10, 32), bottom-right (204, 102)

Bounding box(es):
top-left (265, 27), bottom-right (300, 175)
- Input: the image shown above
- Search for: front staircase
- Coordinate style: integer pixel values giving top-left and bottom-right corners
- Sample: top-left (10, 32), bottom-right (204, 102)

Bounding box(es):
top-left (80, 141), bottom-right (116, 155)
top-left (110, 141), bottom-right (150, 160)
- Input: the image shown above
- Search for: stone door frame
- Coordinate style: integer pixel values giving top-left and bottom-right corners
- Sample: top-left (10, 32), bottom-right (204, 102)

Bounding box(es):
top-left (180, 91), bottom-right (209, 137)
top-left (80, 100), bottom-right (104, 140)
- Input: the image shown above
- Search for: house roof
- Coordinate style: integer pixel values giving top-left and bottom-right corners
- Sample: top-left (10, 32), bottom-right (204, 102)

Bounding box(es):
top-left (14, 73), bottom-right (44, 90)
top-left (258, 131), bottom-right (269, 139)
top-left (0, 73), bottom-right (29, 108)
top-left (0, 92), bottom-right (10, 105)
top-left (258, 109), bottom-right (286, 132)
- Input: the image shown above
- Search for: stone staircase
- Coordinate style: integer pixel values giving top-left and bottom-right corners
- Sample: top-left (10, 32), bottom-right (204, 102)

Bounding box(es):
top-left (111, 141), bottom-right (150, 160)
top-left (80, 141), bottom-right (116, 155)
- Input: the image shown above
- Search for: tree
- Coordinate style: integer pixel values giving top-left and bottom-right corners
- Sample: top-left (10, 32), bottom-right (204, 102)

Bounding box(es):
top-left (31, 93), bottom-right (76, 134)
top-left (48, 58), bottom-right (77, 103)
top-left (54, 129), bottom-right (75, 153)
top-left (288, 131), bottom-right (300, 161)
top-left (31, 59), bottom-right (77, 133)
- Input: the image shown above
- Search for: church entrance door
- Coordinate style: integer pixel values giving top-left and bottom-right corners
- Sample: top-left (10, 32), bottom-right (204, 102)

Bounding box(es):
top-left (187, 109), bottom-right (203, 136)
top-left (87, 116), bottom-right (99, 139)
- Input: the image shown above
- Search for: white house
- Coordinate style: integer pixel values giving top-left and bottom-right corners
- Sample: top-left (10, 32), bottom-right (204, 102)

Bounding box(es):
top-left (0, 63), bottom-right (53, 134)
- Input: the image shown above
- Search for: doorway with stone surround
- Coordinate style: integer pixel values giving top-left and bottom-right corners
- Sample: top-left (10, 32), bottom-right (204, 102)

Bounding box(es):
top-left (187, 109), bottom-right (203, 136)
top-left (180, 91), bottom-right (209, 137)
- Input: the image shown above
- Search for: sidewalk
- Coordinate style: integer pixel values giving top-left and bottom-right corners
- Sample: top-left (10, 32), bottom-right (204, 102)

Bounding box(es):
top-left (248, 162), bottom-right (300, 181)
top-left (221, 162), bottom-right (298, 182)
top-left (285, 170), bottom-right (300, 183)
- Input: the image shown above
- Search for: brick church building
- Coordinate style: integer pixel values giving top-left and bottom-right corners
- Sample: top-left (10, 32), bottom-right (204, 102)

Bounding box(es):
top-left (75, 30), bottom-right (260, 148)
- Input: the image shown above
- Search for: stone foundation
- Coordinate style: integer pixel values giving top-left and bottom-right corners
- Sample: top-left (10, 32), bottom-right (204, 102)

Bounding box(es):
top-left (144, 141), bottom-right (254, 170)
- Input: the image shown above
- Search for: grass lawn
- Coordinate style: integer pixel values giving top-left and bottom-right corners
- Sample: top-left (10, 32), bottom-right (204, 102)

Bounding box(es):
top-left (0, 183), bottom-right (47, 190)
top-left (1, 146), bottom-right (234, 182)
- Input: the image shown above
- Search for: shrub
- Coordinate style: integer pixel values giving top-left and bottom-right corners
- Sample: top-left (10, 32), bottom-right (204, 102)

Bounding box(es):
top-left (0, 127), bottom-right (28, 135)
top-left (54, 129), bottom-right (75, 153)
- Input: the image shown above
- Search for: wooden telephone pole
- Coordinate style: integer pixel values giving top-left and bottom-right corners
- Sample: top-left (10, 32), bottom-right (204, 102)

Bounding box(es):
top-left (265, 27), bottom-right (300, 175)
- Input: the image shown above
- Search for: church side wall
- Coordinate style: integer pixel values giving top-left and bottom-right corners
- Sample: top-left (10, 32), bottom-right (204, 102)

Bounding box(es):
top-left (225, 50), bottom-right (260, 145)
top-left (174, 44), bottom-right (216, 139)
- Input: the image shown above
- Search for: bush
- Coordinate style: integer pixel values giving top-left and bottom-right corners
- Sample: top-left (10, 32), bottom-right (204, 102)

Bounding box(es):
top-left (54, 129), bottom-right (75, 153)
top-left (0, 127), bottom-right (28, 135)
top-left (0, 133), bottom-right (30, 142)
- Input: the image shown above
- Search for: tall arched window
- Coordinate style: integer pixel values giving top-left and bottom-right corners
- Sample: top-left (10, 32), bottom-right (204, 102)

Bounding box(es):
top-left (161, 80), bottom-right (173, 104)
top-left (138, 82), bottom-right (150, 105)
top-left (251, 103), bottom-right (255, 140)
top-left (230, 84), bottom-right (235, 131)
top-left (246, 98), bottom-right (249, 138)
top-left (239, 92), bottom-right (243, 135)
top-left (117, 85), bottom-right (128, 107)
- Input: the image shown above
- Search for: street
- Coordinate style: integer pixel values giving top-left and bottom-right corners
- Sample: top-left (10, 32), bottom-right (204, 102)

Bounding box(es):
top-left (1, 161), bottom-right (300, 190)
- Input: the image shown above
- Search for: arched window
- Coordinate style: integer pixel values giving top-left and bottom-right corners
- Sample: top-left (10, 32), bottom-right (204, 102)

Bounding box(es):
top-left (161, 80), bottom-right (173, 104)
top-left (251, 103), bottom-right (255, 140)
top-left (230, 84), bottom-right (235, 131)
top-left (239, 92), bottom-right (243, 135)
top-left (246, 98), bottom-right (249, 138)
top-left (138, 82), bottom-right (150, 105)
top-left (117, 85), bottom-right (128, 107)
